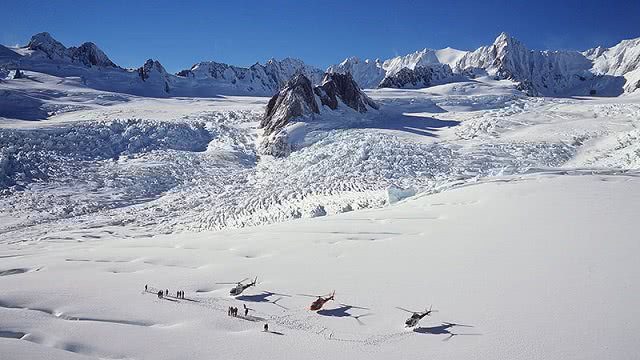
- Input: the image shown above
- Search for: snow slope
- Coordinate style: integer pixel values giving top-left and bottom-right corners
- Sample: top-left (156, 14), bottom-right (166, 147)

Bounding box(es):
top-left (1, 173), bottom-right (639, 360)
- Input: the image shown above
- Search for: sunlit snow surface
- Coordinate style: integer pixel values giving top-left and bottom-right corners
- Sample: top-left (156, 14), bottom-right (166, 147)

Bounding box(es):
top-left (1, 71), bottom-right (640, 360)
top-left (2, 74), bottom-right (640, 242)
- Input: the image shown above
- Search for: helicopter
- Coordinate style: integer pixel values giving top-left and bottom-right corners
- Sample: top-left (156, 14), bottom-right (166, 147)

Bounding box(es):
top-left (298, 291), bottom-right (335, 311)
top-left (397, 305), bottom-right (438, 327)
top-left (217, 277), bottom-right (257, 296)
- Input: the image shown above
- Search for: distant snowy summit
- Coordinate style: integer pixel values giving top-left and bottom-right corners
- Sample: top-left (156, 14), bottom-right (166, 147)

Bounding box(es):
top-left (0, 32), bottom-right (323, 97)
top-left (2, 31), bottom-right (640, 97)
top-left (259, 72), bottom-right (378, 157)
top-left (329, 32), bottom-right (640, 96)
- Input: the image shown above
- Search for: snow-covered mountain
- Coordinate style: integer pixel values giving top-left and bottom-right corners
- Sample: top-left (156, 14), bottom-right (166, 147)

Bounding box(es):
top-left (378, 64), bottom-right (456, 89)
top-left (175, 58), bottom-right (324, 95)
top-left (454, 32), bottom-right (618, 96)
top-left (588, 37), bottom-right (640, 93)
top-left (327, 48), bottom-right (466, 89)
top-left (0, 32), bottom-right (323, 97)
top-left (2, 31), bottom-right (640, 98)
top-left (329, 33), bottom-right (640, 96)
top-left (21, 32), bottom-right (118, 68)
top-left (326, 57), bottom-right (386, 89)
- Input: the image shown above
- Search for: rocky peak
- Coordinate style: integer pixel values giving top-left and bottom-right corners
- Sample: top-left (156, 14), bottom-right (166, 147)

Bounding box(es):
top-left (25, 32), bottom-right (117, 68)
top-left (315, 72), bottom-right (378, 112)
top-left (259, 73), bottom-right (378, 156)
top-left (69, 42), bottom-right (117, 68)
top-left (261, 74), bottom-right (319, 137)
top-left (138, 59), bottom-right (167, 80)
top-left (26, 32), bottom-right (67, 59)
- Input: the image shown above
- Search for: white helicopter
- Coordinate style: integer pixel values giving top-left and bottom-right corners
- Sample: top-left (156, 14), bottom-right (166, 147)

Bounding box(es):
top-left (217, 277), bottom-right (257, 296)
top-left (397, 305), bottom-right (438, 327)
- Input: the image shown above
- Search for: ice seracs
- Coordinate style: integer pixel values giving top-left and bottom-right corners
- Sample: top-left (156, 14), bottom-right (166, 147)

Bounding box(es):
top-left (259, 72), bottom-right (378, 156)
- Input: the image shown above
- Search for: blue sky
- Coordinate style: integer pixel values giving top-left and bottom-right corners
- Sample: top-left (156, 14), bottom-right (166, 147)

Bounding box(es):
top-left (2, 0), bottom-right (639, 72)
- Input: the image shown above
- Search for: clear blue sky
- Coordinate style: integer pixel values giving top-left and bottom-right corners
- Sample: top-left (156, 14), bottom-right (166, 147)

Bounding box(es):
top-left (2, 0), bottom-right (639, 72)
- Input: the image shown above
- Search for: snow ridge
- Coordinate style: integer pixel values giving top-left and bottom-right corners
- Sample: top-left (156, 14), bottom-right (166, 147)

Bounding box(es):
top-left (1, 33), bottom-right (323, 97)
top-left (329, 32), bottom-right (640, 95)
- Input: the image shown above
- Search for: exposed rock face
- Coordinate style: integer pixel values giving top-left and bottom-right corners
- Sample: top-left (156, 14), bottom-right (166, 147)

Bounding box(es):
top-left (261, 74), bottom-right (319, 137)
top-left (378, 65), bottom-right (454, 89)
top-left (314, 72), bottom-right (379, 112)
top-left (259, 73), bottom-right (378, 157)
top-left (13, 69), bottom-right (24, 79)
top-left (27, 32), bottom-right (68, 60)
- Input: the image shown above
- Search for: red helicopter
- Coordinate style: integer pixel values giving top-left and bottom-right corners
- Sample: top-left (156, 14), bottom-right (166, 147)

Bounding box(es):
top-left (299, 291), bottom-right (335, 311)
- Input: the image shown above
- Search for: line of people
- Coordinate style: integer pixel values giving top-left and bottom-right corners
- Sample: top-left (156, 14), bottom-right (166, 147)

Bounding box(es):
top-left (145, 284), bottom-right (186, 299)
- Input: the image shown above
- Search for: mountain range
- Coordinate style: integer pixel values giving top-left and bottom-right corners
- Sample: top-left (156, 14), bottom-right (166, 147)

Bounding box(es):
top-left (330, 33), bottom-right (640, 96)
top-left (1, 32), bottom-right (639, 97)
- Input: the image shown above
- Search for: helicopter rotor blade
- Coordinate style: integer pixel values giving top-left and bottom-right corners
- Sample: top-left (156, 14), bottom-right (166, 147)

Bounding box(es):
top-left (339, 303), bottom-right (370, 310)
top-left (396, 307), bottom-right (418, 314)
top-left (272, 297), bottom-right (290, 310)
top-left (443, 322), bottom-right (473, 328)
top-left (354, 313), bottom-right (373, 325)
top-left (297, 293), bottom-right (321, 298)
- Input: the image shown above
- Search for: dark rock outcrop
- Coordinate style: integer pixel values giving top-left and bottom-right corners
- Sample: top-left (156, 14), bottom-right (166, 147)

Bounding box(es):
top-left (27, 32), bottom-right (67, 59)
top-left (259, 72), bottom-right (378, 157)
top-left (13, 69), bottom-right (24, 79)
top-left (261, 74), bottom-right (319, 137)
top-left (314, 72), bottom-right (379, 112)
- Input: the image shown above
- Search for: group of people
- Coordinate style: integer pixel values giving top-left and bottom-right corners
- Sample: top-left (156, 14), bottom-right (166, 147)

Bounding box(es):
top-left (146, 284), bottom-right (271, 333)
top-left (145, 285), bottom-right (185, 300)
top-left (227, 304), bottom-right (251, 317)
